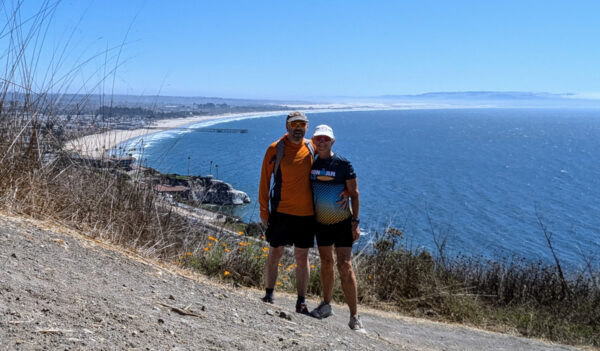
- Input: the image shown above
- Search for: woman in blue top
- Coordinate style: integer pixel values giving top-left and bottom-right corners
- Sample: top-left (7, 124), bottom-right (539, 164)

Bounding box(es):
top-left (308, 124), bottom-right (365, 333)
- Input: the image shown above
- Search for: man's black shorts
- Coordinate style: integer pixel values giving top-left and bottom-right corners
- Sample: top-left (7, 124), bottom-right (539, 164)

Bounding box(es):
top-left (265, 212), bottom-right (315, 248)
top-left (315, 217), bottom-right (353, 248)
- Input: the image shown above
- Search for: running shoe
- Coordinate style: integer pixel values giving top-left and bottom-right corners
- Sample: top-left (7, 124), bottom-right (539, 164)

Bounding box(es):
top-left (310, 301), bottom-right (333, 319)
top-left (295, 302), bottom-right (309, 315)
top-left (261, 295), bottom-right (274, 304)
top-left (348, 315), bottom-right (366, 333)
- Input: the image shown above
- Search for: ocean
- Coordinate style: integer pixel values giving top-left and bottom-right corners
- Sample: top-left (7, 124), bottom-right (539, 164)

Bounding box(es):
top-left (122, 108), bottom-right (600, 269)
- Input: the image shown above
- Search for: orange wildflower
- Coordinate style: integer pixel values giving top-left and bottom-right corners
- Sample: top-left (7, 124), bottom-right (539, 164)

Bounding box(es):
top-left (224, 271), bottom-right (230, 276)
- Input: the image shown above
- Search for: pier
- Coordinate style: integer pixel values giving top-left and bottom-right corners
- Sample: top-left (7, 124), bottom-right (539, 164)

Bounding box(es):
top-left (149, 127), bottom-right (248, 133)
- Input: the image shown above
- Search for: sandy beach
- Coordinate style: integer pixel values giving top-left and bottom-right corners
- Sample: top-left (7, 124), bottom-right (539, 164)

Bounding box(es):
top-left (64, 103), bottom-right (436, 159)
top-left (64, 111), bottom-right (290, 159)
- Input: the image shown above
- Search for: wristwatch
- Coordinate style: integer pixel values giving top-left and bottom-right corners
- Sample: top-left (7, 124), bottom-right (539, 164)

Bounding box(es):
top-left (351, 217), bottom-right (360, 224)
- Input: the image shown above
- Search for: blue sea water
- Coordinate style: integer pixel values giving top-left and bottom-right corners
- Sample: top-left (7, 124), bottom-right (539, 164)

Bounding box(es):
top-left (123, 108), bottom-right (600, 268)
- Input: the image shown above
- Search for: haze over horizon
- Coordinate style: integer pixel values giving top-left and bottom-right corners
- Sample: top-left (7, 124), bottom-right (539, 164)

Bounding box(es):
top-left (6, 1), bottom-right (600, 100)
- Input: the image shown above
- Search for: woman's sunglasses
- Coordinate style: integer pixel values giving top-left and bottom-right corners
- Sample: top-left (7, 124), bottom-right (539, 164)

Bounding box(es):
top-left (313, 136), bottom-right (331, 143)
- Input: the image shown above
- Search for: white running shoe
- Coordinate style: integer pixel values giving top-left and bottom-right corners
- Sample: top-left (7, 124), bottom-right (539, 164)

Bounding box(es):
top-left (348, 315), bottom-right (366, 333)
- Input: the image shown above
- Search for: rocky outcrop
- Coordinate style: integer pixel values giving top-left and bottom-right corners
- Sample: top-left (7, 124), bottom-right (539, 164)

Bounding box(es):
top-left (144, 169), bottom-right (250, 206)
top-left (188, 176), bottom-right (250, 205)
top-left (75, 158), bottom-right (250, 206)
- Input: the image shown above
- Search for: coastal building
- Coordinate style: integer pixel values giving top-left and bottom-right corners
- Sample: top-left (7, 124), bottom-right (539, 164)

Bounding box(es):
top-left (153, 184), bottom-right (191, 202)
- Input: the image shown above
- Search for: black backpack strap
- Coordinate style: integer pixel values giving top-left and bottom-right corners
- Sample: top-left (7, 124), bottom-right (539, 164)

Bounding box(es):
top-left (304, 140), bottom-right (315, 159)
top-left (272, 139), bottom-right (285, 179)
top-left (269, 139), bottom-right (285, 211)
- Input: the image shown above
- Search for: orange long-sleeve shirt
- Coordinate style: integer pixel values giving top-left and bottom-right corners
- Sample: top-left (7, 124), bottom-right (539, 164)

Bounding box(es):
top-left (259, 135), bottom-right (314, 219)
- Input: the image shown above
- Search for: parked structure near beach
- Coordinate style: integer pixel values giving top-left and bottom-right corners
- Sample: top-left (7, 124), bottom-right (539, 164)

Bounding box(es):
top-left (157, 174), bottom-right (250, 206)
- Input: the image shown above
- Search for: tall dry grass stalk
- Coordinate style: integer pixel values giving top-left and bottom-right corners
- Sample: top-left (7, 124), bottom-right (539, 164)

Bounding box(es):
top-left (0, 0), bottom-right (213, 259)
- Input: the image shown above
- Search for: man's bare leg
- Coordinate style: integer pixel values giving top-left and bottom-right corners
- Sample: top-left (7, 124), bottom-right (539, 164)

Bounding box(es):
top-left (265, 246), bottom-right (284, 289)
top-left (336, 247), bottom-right (358, 316)
top-left (294, 247), bottom-right (310, 297)
top-left (317, 245), bottom-right (335, 302)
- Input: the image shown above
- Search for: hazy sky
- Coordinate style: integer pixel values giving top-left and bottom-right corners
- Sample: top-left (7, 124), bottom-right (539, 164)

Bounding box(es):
top-left (9, 0), bottom-right (600, 99)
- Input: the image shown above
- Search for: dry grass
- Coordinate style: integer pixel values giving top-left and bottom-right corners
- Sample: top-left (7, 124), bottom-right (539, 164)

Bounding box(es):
top-left (353, 228), bottom-right (600, 347)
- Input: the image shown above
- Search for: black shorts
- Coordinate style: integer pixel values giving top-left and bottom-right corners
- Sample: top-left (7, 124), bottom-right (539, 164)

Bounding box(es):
top-left (265, 212), bottom-right (315, 248)
top-left (315, 217), bottom-right (353, 248)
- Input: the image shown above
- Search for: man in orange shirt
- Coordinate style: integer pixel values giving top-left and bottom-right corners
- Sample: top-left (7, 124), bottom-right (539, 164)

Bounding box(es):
top-left (259, 111), bottom-right (315, 314)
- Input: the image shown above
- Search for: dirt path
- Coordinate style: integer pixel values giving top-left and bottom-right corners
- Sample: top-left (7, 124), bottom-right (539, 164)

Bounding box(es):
top-left (0, 214), bottom-right (584, 350)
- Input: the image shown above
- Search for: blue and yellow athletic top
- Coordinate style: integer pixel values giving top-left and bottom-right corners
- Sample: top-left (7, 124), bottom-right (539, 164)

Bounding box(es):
top-left (310, 154), bottom-right (356, 225)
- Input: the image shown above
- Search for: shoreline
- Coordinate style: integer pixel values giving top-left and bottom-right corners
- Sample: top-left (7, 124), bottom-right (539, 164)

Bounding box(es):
top-left (64, 103), bottom-right (477, 159)
top-left (64, 110), bottom-right (291, 159)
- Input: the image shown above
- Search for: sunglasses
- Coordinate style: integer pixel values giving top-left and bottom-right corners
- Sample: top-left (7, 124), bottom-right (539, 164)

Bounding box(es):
top-left (288, 121), bottom-right (307, 128)
top-left (313, 135), bottom-right (331, 143)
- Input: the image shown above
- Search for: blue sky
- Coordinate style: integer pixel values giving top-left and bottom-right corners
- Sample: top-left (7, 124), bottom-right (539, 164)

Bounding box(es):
top-left (8, 0), bottom-right (600, 99)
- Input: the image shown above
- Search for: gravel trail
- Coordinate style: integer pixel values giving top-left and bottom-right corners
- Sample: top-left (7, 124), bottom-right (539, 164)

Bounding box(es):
top-left (0, 214), bottom-right (584, 350)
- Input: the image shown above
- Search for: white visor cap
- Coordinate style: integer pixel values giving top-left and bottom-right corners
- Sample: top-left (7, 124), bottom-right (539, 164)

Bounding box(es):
top-left (313, 124), bottom-right (335, 140)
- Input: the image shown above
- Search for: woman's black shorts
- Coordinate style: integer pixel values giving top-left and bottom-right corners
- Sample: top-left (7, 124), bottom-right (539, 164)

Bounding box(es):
top-left (315, 217), bottom-right (353, 248)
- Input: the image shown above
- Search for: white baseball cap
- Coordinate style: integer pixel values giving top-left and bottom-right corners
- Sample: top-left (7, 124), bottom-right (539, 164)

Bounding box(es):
top-left (313, 124), bottom-right (335, 139)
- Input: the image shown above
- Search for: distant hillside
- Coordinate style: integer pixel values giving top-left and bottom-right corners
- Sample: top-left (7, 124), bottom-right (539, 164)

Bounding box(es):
top-left (7, 90), bottom-right (600, 109)
top-left (382, 91), bottom-right (574, 100)
top-left (5, 92), bottom-right (310, 108)
top-left (374, 91), bottom-right (600, 108)
top-left (95, 94), bottom-right (306, 107)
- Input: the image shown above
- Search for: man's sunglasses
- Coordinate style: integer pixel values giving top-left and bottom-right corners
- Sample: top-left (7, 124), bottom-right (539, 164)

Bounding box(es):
top-left (313, 136), bottom-right (331, 143)
top-left (288, 121), bottom-right (307, 128)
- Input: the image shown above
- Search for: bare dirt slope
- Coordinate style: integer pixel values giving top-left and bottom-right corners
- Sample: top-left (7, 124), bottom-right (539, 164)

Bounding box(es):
top-left (0, 214), bottom-right (584, 351)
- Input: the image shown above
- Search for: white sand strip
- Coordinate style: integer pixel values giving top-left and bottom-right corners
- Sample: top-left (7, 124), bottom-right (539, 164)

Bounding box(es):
top-left (64, 111), bottom-right (290, 158)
